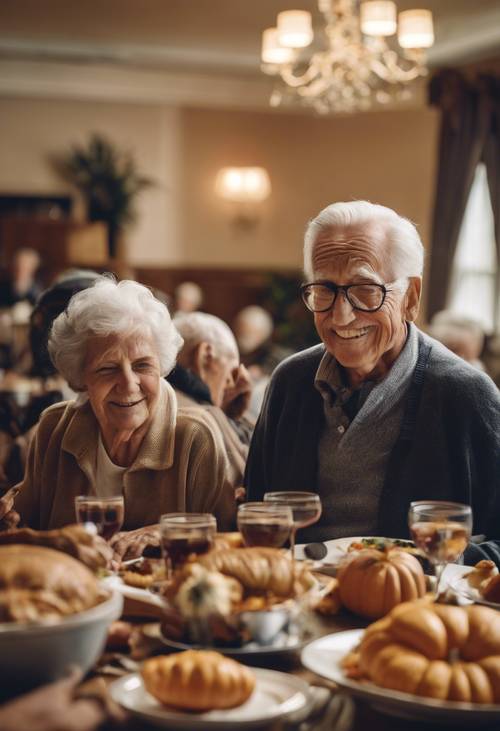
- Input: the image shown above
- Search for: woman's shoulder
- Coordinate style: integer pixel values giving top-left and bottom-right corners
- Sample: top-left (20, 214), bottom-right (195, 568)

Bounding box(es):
top-left (36, 399), bottom-right (82, 432)
top-left (176, 406), bottom-right (227, 453)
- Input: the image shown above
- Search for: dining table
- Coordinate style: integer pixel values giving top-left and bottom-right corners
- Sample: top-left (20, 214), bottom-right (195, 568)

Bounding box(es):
top-left (90, 580), bottom-right (500, 731)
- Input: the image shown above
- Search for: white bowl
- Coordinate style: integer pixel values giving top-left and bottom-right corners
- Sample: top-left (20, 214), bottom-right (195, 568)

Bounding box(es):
top-left (0, 590), bottom-right (123, 694)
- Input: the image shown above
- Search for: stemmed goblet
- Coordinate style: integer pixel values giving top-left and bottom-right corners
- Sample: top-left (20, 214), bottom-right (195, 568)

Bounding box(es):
top-left (160, 513), bottom-right (216, 578)
top-left (237, 502), bottom-right (293, 548)
top-left (263, 491), bottom-right (322, 563)
top-left (408, 500), bottom-right (472, 597)
top-left (75, 495), bottom-right (125, 541)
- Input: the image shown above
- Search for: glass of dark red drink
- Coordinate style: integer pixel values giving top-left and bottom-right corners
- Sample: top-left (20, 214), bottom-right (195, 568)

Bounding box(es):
top-left (160, 513), bottom-right (217, 576)
top-left (74, 495), bottom-right (125, 540)
top-left (408, 500), bottom-right (472, 596)
top-left (237, 502), bottom-right (293, 548)
top-left (263, 491), bottom-right (322, 563)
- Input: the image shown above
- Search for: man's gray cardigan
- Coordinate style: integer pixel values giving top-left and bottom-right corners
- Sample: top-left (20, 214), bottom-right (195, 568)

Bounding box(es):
top-left (244, 330), bottom-right (500, 565)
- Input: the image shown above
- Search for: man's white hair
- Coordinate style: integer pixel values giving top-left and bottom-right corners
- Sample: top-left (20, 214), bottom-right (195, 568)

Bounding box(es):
top-left (49, 276), bottom-right (183, 390)
top-left (173, 311), bottom-right (238, 360)
top-left (303, 200), bottom-right (424, 280)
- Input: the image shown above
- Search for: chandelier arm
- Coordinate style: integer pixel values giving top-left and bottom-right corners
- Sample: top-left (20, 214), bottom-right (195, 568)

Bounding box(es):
top-left (278, 57), bottom-right (324, 88)
top-left (371, 52), bottom-right (425, 83)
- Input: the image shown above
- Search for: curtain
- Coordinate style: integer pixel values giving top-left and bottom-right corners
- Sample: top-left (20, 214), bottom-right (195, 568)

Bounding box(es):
top-left (483, 76), bottom-right (500, 329)
top-left (427, 70), bottom-right (493, 319)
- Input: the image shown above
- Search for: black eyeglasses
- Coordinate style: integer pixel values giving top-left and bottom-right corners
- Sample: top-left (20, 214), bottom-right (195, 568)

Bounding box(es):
top-left (300, 281), bottom-right (394, 313)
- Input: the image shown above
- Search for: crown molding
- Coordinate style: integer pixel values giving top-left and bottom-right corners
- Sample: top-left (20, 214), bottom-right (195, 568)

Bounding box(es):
top-left (0, 59), bottom-right (273, 109)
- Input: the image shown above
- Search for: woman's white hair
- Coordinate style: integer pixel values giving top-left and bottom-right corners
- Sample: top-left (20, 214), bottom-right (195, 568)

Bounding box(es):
top-left (49, 276), bottom-right (183, 390)
top-left (173, 311), bottom-right (238, 360)
top-left (303, 201), bottom-right (424, 280)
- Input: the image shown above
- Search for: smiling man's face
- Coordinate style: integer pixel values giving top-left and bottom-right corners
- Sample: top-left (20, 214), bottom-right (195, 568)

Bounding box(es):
top-left (311, 222), bottom-right (420, 384)
top-left (83, 332), bottom-right (161, 439)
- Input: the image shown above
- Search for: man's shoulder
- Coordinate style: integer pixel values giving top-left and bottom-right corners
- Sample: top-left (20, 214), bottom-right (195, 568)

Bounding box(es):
top-left (420, 330), bottom-right (500, 404)
top-left (272, 343), bottom-right (325, 383)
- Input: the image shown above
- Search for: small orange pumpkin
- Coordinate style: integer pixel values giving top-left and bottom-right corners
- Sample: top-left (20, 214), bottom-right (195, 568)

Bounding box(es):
top-left (337, 548), bottom-right (426, 619)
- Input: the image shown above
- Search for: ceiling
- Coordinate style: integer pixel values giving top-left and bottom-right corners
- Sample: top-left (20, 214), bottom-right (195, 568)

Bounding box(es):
top-left (0, 1), bottom-right (499, 111)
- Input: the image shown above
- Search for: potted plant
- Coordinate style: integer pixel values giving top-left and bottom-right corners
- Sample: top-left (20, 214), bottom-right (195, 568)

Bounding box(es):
top-left (54, 134), bottom-right (154, 259)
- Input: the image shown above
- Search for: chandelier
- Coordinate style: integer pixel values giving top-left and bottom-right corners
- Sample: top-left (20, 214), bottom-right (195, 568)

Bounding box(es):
top-left (261, 0), bottom-right (434, 114)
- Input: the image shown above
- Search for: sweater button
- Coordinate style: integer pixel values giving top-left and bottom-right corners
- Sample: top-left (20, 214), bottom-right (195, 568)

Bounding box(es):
top-left (337, 425), bottom-right (345, 434)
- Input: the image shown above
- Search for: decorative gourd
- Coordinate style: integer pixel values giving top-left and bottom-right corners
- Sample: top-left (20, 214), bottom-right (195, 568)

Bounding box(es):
top-left (337, 548), bottom-right (426, 619)
top-left (354, 598), bottom-right (500, 703)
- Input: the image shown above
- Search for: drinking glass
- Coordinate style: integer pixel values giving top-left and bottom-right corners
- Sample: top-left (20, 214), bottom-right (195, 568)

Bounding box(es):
top-left (74, 495), bottom-right (125, 540)
top-left (237, 502), bottom-right (293, 548)
top-left (408, 500), bottom-right (472, 596)
top-left (160, 513), bottom-right (217, 576)
top-left (263, 491), bottom-right (322, 562)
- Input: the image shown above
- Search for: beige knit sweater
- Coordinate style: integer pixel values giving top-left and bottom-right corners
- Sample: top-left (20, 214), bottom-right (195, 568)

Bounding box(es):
top-left (15, 381), bottom-right (235, 531)
top-left (174, 390), bottom-right (248, 488)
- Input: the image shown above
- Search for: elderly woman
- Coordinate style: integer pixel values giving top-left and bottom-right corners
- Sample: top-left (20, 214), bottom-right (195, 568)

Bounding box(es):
top-left (14, 277), bottom-right (235, 551)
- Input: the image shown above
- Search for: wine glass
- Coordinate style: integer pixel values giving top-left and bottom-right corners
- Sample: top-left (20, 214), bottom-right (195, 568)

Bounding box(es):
top-left (74, 495), bottom-right (125, 541)
top-left (237, 502), bottom-right (293, 548)
top-left (160, 513), bottom-right (217, 577)
top-left (408, 500), bottom-right (472, 596)
top-left (263, 491), bottom-right (322, 562)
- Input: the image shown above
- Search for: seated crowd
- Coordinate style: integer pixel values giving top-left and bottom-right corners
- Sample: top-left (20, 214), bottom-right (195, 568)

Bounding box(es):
top-left (0, 200), bottom-right (499, 729)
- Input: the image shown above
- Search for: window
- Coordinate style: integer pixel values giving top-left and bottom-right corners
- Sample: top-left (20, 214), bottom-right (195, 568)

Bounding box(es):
top-left (447, 163), bottom-right (498, 332)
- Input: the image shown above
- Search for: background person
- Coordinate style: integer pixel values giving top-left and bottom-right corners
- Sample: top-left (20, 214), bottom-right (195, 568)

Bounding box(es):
top-left (169, 311), bottom-right (253, 492)
top-left (427, 310), bottom-right (486, 371)
top-left (0, 247), bottom-right (42, 308)
top-left (233, 304), bottom-right (291, 419)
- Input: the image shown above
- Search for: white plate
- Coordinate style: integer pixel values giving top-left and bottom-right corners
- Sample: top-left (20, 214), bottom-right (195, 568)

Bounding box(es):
top-left (301, 630), bottom-right (500, 723)
top-left (159, 627), bottom-right (314, 658)
top-left (448, 568), bottom-right (500, 609)
top-left (295, 536), bottom-right (362, 566)
top-left (101, 574), bottom-right (164, 608)
top-left (295, 536), bottom-right (414, 572)
top-left (109, 668), bottom-right (309, 729)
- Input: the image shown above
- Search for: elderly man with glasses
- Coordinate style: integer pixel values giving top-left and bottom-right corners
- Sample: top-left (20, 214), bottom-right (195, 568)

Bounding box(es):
top-left (245, 200), bottom-right (500, 566)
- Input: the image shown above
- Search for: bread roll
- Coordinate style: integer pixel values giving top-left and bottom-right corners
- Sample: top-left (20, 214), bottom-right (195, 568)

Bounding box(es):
top-left (199, 547), bottom-right (315, 597)
top-left (141, 650), bottom-right (255, 710)
top-left (0, 545), bottom-right (101, 622)
top-left (353, 598), bottom-right (500, 703)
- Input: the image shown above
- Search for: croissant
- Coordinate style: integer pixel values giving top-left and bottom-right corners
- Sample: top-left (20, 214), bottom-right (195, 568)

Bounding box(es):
top-left (198, 547), bottom-right (315, 597)
top-left (354, 598), bottom-right (500, 703)
top-left (141, 650), bottom-right (255, 710)
top-left (0, 545), bottom-right (101, 622)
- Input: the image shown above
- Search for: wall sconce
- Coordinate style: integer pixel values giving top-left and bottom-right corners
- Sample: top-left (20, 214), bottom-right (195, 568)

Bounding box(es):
top-left (215, 167), bottom-right (271, 229)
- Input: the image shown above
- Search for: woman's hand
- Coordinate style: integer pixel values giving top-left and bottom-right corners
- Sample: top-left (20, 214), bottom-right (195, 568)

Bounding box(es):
top-left (110, 524), bottom-right (160, 564)
top-left (0, 669), bottom-right (108, 731)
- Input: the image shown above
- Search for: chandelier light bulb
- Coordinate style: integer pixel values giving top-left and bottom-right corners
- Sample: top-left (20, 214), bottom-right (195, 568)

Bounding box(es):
top-left (398, 9), bottom-right (434, 49)
top-left (360, 1), bottom-right (397, 37)
top-left (261, 28), bottom-right (295, 64)
top-left (277, 10), bottom-right (313, 48)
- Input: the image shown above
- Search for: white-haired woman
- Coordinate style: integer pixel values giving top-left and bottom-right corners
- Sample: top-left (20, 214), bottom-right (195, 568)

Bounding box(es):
top-left (14, 278), bottom-right (235, 556)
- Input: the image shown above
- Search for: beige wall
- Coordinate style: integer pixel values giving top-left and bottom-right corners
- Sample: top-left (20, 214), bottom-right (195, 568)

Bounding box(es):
top-left (0, 96), bottom-right (440, 279)
top-left (181, 106), bottom-right (440, 271)
top-left (0, 97), bottom-right (182, 265)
